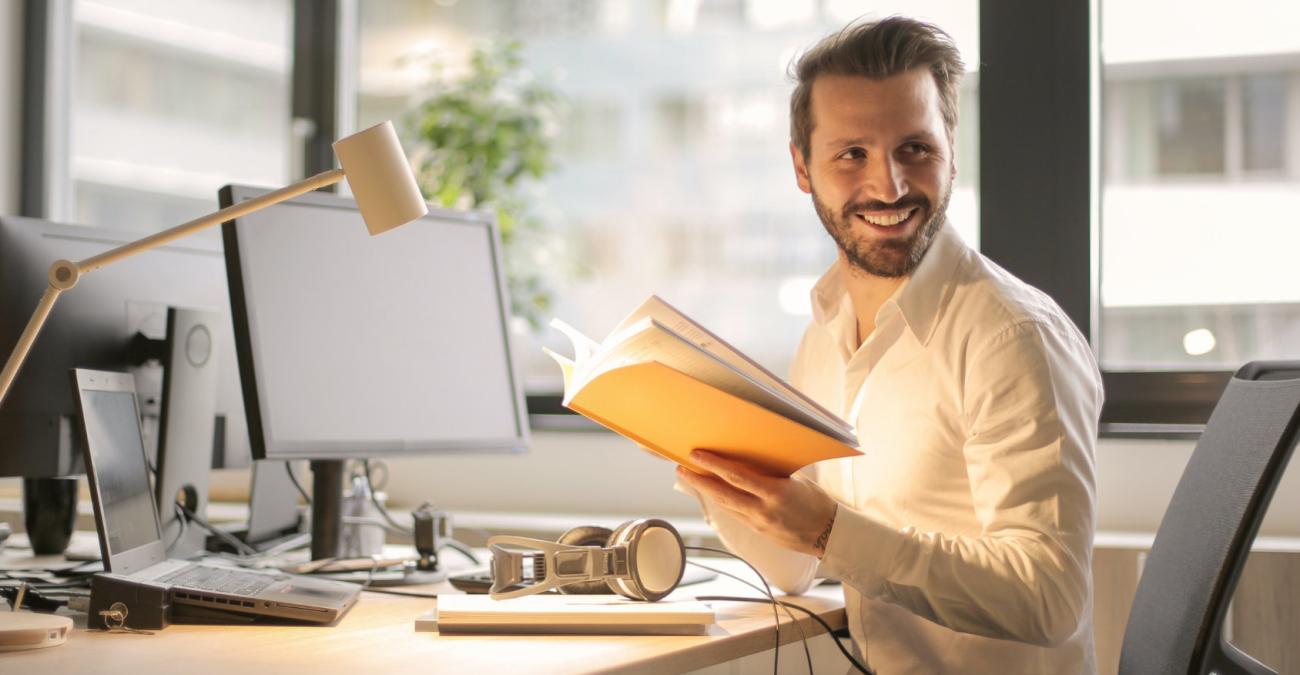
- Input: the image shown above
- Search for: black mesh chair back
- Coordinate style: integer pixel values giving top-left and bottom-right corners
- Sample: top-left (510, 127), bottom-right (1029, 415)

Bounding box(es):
top-left (1119, 361), bottom-right (1300, 675)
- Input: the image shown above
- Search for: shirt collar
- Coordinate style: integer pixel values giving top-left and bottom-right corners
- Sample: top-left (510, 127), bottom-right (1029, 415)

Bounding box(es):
top-left (809, 221), bottom-right (966, 348)
top-left (892, 221), bottom-right (965, 346)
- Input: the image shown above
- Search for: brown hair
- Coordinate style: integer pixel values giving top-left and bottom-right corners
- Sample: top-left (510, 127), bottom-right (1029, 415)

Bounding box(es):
top-left (789, 16), bottom-right (964, 160)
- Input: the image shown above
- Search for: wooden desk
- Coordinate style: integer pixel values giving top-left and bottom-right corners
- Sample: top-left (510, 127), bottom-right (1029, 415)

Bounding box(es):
top-left (3, 559), bottom-right (847, 675)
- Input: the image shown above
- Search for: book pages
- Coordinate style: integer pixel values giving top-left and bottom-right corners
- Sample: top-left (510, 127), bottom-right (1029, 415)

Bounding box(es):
top-left (610, 296), bottom-right (854, 439)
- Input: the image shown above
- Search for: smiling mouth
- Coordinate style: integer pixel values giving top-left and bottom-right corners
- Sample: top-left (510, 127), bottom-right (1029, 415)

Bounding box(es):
top-left (856, 206), bottom-right (918, 228)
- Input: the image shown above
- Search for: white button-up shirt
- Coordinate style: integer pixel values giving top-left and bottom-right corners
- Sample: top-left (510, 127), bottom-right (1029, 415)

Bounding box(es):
top-left (692, 223), bottom-right (1103, 674)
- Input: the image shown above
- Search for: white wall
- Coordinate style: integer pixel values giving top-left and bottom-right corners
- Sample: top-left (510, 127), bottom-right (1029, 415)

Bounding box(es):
top-left (0, 1), bottom-right (21, 215)
top-left (1096, 437), bottom-right (1300, 536)
top-left (384, 431), bottom-right (1300, 537)
top-left (383, 431), bottom-right (699, 519)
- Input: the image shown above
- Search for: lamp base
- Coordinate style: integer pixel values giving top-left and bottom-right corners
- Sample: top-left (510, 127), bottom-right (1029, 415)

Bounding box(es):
top-left (0, 612), bottom-right (73, 652)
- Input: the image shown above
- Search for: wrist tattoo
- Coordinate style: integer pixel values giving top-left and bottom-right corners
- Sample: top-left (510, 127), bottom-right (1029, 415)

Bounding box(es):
top-left (813, 514), bottom-right (835, 553)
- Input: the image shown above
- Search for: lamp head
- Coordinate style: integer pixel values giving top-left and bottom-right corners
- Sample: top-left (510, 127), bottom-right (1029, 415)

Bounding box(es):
top-left (332, 121), bottom-right (428, 235)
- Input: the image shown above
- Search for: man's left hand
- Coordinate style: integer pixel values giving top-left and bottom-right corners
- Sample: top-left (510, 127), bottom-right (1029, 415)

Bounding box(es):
top-left (677, 450), bottom-right (839, 558)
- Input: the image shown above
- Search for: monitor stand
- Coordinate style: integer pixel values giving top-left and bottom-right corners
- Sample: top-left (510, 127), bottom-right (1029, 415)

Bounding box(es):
top-left (245, 459), bottom-right (303, 545)
top-left (310, 460), bottom-right (345, 561)
top-left (12, 414), bottom-right (82, 555)
top-left (155, 307), bottom-right (222, 560)
top-left (306, 461), bottom-right (455, 585)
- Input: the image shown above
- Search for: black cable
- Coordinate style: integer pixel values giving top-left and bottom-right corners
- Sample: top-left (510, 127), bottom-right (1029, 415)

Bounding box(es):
top-left (177, 503), bottom-right (257, 556)
top-left (697, 596), bottom-right (874, 675)
top-left (687, 560), bottom-right (812, 675)
top-left (49, 560), bottom-right (103, 577)
top-left (360, 462), bottom-right (482, 566)
top-left (2, 566), bottom-right (85, 580)
top-left (344, 517), bottom-right (412, 537)
top-left (359, 587), bottom-right (439, 598)
top-left (286, 461), bottom-right (311, 505)
top-left (0, 582), bottom-right (76, 611)
top-left (363, 460), bottom-right (412, 533)
top-left (358, 461), bottom-right (481, 568)
top-left (441, 539), bottom-right (480, 565)
top-left (168, 502), bottom-right (190, 551)
top-left (686, 546), bottom-right (780, 675)
top-left (0, 574), bottom-right (92, 590)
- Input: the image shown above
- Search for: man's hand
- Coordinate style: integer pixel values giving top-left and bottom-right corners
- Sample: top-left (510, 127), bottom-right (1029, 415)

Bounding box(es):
top-left (677, 450), bottom-right (838, 558)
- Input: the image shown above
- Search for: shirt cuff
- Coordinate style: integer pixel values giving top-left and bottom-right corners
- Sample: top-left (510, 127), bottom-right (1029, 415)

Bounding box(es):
top-left (816, 503), bottom-right (907, 588)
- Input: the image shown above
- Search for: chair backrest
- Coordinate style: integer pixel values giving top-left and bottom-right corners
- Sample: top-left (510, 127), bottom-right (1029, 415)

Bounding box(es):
top-left (1119, 361), bottom-right (1300, 675)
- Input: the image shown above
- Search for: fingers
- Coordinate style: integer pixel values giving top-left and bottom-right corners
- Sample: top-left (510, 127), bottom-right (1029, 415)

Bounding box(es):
top-left (688, 450), bottom-right (778, 499)
top-left (676, 465), bottom-right (762, 514)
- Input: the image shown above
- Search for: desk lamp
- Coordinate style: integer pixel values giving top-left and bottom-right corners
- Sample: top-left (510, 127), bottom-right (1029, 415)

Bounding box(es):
top-left (0, 121), bottom-right (427, 651)
top-left (0, 120), bottom-right (428, 410)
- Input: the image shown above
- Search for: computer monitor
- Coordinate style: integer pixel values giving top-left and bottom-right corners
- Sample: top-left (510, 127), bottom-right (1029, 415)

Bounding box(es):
top-left (220, 184), bottom-right (529, 559)
top-left (0, 217), bottom-right (253, 478)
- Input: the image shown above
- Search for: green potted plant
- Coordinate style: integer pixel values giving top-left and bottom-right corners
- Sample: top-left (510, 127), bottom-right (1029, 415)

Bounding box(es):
top-left (407, 40), bottom-right (561, 331)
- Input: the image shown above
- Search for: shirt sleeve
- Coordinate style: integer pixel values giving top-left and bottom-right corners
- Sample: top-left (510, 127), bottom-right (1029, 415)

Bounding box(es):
top-left (816, 320), bottom-right (1101, 647)
top-left (675, 478), bottom-right (821, 596)
top-left (675, 319), bottom-right (829, 597)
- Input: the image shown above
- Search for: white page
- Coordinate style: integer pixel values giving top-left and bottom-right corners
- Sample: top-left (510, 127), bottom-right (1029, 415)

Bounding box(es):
top-left (610, 295), bottom-right (854, 438)
top-left (549, 317), bottom-right (601, 364)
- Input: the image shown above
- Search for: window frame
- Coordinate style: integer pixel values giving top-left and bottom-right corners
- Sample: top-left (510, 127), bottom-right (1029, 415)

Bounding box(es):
top-left (980, 0), bottom-right (1231, 437)
top-left (20, 0), bottom-right (72, 220)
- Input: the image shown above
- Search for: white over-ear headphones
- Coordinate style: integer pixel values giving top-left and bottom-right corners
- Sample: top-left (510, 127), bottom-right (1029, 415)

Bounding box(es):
top-left (488, 518), bottom-right (685, 601)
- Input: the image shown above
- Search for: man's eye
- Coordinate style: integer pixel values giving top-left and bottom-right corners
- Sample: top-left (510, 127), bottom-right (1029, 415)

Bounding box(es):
top-left (902, 143), bottom-right (930, 155)
top-left (838, 148), bottom-right (866, 160)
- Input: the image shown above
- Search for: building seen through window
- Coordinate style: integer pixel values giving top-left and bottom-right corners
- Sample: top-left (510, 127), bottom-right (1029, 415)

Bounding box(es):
top-left (55, 0), bottom-right (1300, 386)
top-left (1100, 0), bottom-right (1300, 370)
top-left (356, 0), bottom-right (980, 390)
top-left (69, 0), bottom-right (292, 237)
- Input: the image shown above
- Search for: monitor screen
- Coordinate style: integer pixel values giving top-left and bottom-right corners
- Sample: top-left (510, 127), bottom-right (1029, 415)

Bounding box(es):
top-left (79, 388), bottom-right (162, 559)
top-left (222, 185), bottom-right (529, 460)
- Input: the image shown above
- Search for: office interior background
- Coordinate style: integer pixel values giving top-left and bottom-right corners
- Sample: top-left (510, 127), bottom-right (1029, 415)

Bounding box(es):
top-left (0, 0), bottom-right (1297, 662)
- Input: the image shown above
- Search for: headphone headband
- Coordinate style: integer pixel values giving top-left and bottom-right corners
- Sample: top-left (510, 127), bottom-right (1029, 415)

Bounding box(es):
top-left (487, 519), bottom-right (685, 602)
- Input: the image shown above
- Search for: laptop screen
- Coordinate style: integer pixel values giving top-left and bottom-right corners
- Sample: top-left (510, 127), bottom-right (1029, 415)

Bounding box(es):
top-left (80, 389), bottom-right (163, 559)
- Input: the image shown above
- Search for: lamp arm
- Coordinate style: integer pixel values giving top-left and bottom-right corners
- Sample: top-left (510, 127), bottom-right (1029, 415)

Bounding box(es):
top-left (79, 168), bottom-right (344, 273)
top-left (0, 167), bottom-right (346, 408)
top-left (0, 285), bottom-right (65, 409)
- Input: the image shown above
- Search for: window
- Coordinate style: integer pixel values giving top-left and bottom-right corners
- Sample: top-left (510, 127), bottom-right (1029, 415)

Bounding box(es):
top-left (1099, 0), bottom-right (1300, 372)
top-left (65, 0), bottom-right (293, 235)
top-left (355, 0), bottom-right (979, 393)
top-left (1105, 74), bottom-right (1291, 182)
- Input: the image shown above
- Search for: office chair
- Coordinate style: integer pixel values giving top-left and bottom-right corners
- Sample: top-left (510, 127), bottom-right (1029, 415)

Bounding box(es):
top-left (1118, 361), bottom-right (1300, 675)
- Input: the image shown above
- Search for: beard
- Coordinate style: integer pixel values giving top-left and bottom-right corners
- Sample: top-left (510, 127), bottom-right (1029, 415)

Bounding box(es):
top-left (811, 181), bottom-right (951, 278)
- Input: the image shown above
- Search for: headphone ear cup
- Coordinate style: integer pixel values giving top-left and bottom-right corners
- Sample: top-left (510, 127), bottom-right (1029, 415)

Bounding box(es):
top-left (555, 525), bottom-right (616, 595)
top-left (607, 519), bottom-right (685, 602)
top-left (605, 520), bottom-right (635, 548)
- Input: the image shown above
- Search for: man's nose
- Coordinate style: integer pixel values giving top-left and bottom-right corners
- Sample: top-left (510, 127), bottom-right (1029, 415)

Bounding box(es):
top-left (866, 155), bottom-right (908, 204)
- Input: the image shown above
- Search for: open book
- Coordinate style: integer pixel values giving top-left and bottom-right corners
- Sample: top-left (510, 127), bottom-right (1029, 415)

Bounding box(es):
top-left (545, 296), bottom-right (861, 477)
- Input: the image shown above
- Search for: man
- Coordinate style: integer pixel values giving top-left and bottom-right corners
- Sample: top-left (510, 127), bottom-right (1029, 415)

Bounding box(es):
top-left (676, 17), bottom-right (1103, 674)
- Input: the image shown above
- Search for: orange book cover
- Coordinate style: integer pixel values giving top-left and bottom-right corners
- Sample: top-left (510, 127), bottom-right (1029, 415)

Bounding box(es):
top-left (546, 297), bottom-right (861, 477)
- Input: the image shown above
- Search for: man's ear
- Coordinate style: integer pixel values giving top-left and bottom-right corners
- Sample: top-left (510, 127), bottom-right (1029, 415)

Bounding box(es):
top-left (790, 141), bottom-right (812, 194)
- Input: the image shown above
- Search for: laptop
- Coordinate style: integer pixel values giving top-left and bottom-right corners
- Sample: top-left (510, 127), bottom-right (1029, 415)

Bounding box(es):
top-left (71, 368), bottom-right (360, 624)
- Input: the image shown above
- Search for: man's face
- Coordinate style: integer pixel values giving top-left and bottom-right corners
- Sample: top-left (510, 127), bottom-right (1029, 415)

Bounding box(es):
top-left (791, 67), bottom-right (955, 278)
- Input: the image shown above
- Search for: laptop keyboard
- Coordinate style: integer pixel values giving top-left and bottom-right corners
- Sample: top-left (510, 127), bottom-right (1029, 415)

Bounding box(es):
top-left (160, 565), bottom-right (285, 596)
